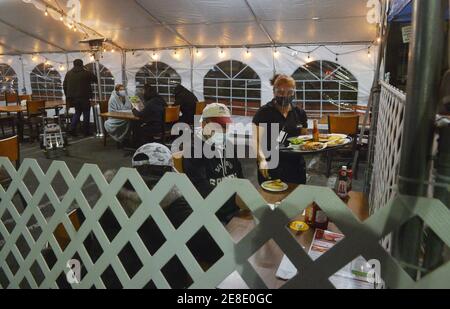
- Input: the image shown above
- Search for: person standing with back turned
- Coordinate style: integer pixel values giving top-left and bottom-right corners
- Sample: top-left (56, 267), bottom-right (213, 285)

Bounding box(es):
top-left (63, 59), bottom-right (98, 137)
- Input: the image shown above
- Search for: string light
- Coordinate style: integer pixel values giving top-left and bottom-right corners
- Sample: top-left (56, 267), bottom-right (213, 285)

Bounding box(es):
top-left (60, 14), bottom-right (64, 21)
top-left (377, 37), bottom-right (381, 44)
top-left (59, 64), bottom-right (65, 71)
top-left (111, 48), bottom-right (115, 53)
top-left (367, 47), bottom-right (371, 58)
top-left (151, 50), bottom-right (159, 61)
top-left (273, 47), bottom-right (279, 57)
top-left (218, 47), bottom-right (225, 58)
top-left (31, 54), bottom-right (38, 62)
top-left (44, 7), bottom-right (48, 16)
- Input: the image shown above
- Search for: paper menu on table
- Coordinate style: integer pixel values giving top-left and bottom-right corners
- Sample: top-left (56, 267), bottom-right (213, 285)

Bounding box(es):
top-left (275, 229), bottom-right (376, 289)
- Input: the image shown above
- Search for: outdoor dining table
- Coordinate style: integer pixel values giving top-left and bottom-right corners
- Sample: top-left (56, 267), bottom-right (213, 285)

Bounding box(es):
top-left (224, 184), bottom-right (369, 289)
top-left (0, 100), bottom-right (66, 142)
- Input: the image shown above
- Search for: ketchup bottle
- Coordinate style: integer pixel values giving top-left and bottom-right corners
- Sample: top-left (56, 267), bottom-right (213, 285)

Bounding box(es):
top-left (305, 202), bottom-right (329, 230)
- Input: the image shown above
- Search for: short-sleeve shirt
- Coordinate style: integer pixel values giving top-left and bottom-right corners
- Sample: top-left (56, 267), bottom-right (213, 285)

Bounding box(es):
top-left (252, 100), bottom-right (308, 149)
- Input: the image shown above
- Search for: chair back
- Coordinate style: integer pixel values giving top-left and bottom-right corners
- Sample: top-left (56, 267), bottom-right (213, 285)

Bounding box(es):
top-left (99, 100), bottom-right (109, 114)
top-left (0, 136), bottom-right (20, 166)
top-left (328, 114), bottom-right (360, 135)
top-left (172, 151), bottom-right (184, 173)
top-left (26, 100), bottom-right (46, 116)
top-left (165, 105), bottom-right (180, 123)
top-left (195, 101), bottom-right (207, 115)
top-left (5, 93), bottom-right (18, 106)
top-left (53, 209), bottom-right (81, 251)
top-left (18, 94), bottom-right (32, 103)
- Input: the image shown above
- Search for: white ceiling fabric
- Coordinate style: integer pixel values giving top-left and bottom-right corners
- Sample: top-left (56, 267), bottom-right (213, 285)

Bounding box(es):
top-left (0, 0), bottom-right (378, 54)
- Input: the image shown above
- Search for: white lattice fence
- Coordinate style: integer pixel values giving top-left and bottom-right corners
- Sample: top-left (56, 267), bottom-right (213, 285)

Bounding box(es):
top-left (1, 158), bottom-right (450, 289)
top-left (369, 81), bottom-right (406, 215)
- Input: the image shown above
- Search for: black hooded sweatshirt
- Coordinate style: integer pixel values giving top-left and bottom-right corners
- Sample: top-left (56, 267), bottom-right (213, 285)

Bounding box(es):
top-left (174, 84), bottom-right (198, 125)
top-left (132, 86), bottom-right (167, 132)
top-left (63, 64), bottom-right (97, 102)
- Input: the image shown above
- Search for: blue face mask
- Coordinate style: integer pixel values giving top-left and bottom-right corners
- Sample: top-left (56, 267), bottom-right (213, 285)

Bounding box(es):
top-left (118, 90), bottom-right (127, 97)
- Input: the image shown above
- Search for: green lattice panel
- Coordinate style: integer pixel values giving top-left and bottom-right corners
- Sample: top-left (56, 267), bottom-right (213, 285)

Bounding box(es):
top-left (0, 158), bottom-right (449, 289)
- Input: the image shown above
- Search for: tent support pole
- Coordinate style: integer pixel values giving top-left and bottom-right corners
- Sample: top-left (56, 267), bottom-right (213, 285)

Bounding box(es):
top-left (93, 52), bottom-right (104, 138)
top-left (121, 50), bottom-right (127, 87)
top-left (392, 0), bottom-right (446, 279)
top-left (20, 55), bottom-right (27, 94)
top-left (190, 48), bottom-right (194, 93)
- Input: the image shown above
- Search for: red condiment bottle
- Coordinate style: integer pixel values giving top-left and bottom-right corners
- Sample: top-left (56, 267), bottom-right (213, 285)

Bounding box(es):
top-left (305, 202), bottom-right (329, 230)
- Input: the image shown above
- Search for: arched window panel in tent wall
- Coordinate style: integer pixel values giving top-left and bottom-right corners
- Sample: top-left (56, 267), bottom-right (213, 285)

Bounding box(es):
top-left (0, 63), bottom-right (18, 96)
top-left (292, 60), bottom-right (358, 118)
top-left (135, 61), bottom-right (181, 103)
top-left (204, 60), bottom-right (261, 117)
top-left (30, 63), bottom-right (63, 101)
top-left (85, 63), bottom-right (115, 103)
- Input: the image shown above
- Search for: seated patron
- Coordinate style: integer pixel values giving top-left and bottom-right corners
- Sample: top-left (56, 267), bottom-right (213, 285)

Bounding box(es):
top-left (104, 84), bottom-right (133, 143)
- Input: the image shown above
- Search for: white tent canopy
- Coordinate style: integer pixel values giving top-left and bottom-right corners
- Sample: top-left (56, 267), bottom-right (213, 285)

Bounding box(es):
top-left (0, 0), bottom-right (378, 53)
top-left (0, 0), bottom-right (380, 111)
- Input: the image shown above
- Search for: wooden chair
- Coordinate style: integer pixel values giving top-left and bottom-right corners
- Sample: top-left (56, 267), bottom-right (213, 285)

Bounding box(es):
top-left (172, 151), bottom-right (184, 173)
top-left (163, 105), bottom-right (180, 144)
top-left (1, 93), bottom-right (18, 137)
top-left (99, 100), bottom-right (109, 146)
top-left (18, 94), bottom-right (32, 104)
top-left (53, 209), bottom-right (82, 251)
top-left (326, 114), bottom-right (360, 178)
top-left (0, 136), bottom-right (25, 206)
top-left (25, 100), bottom-right (46, 142)
top-left (195, 101), bottom-right (207, 115)
top-left (5, 93), bottom-right (19, 106)
top-left (0, 135), bottom-right (20, 169)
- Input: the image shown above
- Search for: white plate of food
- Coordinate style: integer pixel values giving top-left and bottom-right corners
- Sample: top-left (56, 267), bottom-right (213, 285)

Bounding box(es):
top-left (295, 141), bottom-right (327, 153)
top-left (318, 134), bottom-right (348, 143)
top-left (261, 179), bottom-right (289, 192)
top-left (288, 135), bottom-right (313, 149)
top-left (326, 137), bottom-right (352, 147)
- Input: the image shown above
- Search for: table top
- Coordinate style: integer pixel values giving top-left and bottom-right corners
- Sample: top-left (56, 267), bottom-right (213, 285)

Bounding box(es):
top-left (0, 100), bottom-right (65, 113)
top-left (225, 185), bottom-right (368, 289)
top-left (100, 111), bottom-right (140, 121)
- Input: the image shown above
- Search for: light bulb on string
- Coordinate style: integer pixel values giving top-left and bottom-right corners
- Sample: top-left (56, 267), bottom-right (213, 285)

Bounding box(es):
top-left (218, 47), bottom-right (225, 59)
top-left (59, 64), bottom-right (65, 71)
top-left (45, 7), bottom-right (48, 16)
top-left (335, 54), bottom-right (339, 62)
top-left (367, 47), bottom-right (371, 58)
top-left (111, 48), bottom-right (115, 53)
top-left (273, 47), bottom-right (279, 58)
top-left (60, 14), bottom-right (64, 21)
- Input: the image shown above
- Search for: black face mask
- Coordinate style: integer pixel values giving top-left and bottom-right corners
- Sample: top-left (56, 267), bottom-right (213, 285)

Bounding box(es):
top-left (274, 96), bottom-right (295, 107)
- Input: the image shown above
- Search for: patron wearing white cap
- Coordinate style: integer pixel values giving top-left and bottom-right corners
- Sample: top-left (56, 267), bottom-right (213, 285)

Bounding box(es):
top-left (183, 103), bottom-right (244, 224)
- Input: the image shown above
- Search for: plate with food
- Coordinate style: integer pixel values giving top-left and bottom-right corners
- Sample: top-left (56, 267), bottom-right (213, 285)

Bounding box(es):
top-left (288, 135), bottom-right (313, 149)
top-left (326, 138), bottom-right (352, 147)
top-left (318, 134), bottom-right (348, 143)
top-left (298, 141), bottom-right (327, 153)
top-left (261, 179), bottom-right (289, 192)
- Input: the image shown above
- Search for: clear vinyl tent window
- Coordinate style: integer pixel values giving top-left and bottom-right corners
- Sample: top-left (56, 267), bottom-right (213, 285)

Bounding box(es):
top-left (135, 61), bottom-right (181, 103)
top-left (292, 60), bottom-right (358, 118)
top-left (0, 64), bottom-right (18, 96)
top-left (30, 63), bottom-right (63, 100)
top-left (204, 60), bottom-right (261, 116)
top-left (85, 63), bottom-right (115, 103)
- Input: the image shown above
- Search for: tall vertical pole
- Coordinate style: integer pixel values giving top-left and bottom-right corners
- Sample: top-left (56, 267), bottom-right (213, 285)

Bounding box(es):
top-left (20, 55), bottom-right (27, 94)
top-left (121, 50), bottom-right (127, 88)
top-left (93, 51), bottom-right (104, 138)
top-left (392, 0), bottom-right (446, 279)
